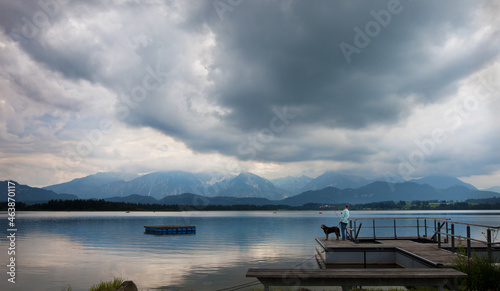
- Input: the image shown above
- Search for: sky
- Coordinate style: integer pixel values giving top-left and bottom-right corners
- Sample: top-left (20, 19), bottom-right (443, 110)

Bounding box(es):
top-left (0, 0), bottom-right (499, 189)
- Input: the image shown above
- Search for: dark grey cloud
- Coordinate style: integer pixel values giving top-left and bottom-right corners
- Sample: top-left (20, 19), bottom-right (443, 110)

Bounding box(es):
top-left (106, 0), bottom-right (500, 167)
top-left (136, 0), bottom-right (498, 163)
top-left (1, 0), bottom-right (499, 184)
top-left (206, 0), bottom-right (494, 130)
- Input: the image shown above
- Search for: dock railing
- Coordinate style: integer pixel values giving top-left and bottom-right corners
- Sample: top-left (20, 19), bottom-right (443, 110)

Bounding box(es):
top-left (433, 218), bottom-right (500, 260)
top-left (348, 217), bottom-right (500, 260)
top-left (348, 217), bottom-right (445, 242)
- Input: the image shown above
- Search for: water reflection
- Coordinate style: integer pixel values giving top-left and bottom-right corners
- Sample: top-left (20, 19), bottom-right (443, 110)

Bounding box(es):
top-left (0, 210), bottom-right (498, 290)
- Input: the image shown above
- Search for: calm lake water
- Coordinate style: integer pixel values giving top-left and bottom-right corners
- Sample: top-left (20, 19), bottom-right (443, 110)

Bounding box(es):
top-left (1, 210), bottom-right (499, 291)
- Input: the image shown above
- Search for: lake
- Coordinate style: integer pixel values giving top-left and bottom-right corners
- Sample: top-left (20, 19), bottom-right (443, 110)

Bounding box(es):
top-left (1, 210), bottom-right (499, 291)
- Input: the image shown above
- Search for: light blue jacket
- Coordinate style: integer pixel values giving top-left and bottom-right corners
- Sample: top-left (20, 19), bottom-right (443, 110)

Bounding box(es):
top-left (340, 209), bottom-right (350, 224)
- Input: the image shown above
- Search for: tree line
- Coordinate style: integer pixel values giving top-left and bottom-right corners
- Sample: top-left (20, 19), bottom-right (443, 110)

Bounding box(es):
top-left (1, 199), bottom-right (499, 211)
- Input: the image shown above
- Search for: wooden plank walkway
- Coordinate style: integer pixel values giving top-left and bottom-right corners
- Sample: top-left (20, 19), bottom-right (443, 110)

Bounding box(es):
top-left (247, 268), bottom-right (467, 291)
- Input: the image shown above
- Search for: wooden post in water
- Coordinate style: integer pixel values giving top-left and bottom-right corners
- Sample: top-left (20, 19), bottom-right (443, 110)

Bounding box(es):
top-left (466, 225), bottom-right (471, 259)
top-left (451, 223), bottom-right (455, 253)
top-left (424, 219), bottom-right (428, 237)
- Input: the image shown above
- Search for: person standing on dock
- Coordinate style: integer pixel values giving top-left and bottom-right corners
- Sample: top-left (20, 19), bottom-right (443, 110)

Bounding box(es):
top-left (339, 204), bottom-right (350, 240)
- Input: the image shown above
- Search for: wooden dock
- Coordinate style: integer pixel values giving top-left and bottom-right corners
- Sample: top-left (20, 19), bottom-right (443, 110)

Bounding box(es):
top-left (144, 225), bottom-right (196, 235)
top-left (246, 218), bottom-right (499, 290)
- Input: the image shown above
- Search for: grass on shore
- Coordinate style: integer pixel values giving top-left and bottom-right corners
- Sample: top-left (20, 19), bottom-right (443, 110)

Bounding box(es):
top-left (89, 277), bottom-right (125, 291)
top-left (453, 242), bottom-right (500, 291)
top-left (61, 277), bottom-right (124, 291)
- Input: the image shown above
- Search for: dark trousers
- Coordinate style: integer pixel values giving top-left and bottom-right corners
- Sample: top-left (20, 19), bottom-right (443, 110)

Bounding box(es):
top-left (340, 222), bottom-right (347, 240)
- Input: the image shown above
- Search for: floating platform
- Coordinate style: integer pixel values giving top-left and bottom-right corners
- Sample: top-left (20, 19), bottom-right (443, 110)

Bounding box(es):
top-left (144, 225), bottom-right (196, 235)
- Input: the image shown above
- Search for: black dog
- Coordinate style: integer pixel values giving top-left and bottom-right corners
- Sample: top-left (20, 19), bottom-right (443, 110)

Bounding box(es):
top-left (321, 224), bottom-right (340, 240)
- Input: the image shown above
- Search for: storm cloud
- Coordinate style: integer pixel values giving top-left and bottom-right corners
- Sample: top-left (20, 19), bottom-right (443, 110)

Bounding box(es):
top-left (0, 0), bottom-right (499, 187)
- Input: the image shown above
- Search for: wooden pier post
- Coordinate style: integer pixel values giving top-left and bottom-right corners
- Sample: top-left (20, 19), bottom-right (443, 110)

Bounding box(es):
top-left (354, 221), bottom-right (359, 243)
top-left (466, 225), bottom-right (471, 259)
top-left (445, 221), bottom-right (449, 244)
top-left (354, 220), bottom-right (357, 243)
top-left (424, 219), bottom-right (428, 237)
top-left (438, 228), bottom-right (441, 249)
top-left (433, 219), bottom-right (437, 242)
top-left (417, 219), bottom-right (420, 239)
top-left (372, 219), bottom-right (376, 240)
top-left (393, 219), bottom-right (397, 239)
top-left (349, 220), bottom-right (353, 241)
top-left (363, 250), bottom-right (367, 269)
top-left (451, 223), bottom-right (455, 253)
top-left (487, 228), bottom-right (492, 261)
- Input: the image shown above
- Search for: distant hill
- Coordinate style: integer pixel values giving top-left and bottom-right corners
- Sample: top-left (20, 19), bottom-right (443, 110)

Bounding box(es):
top-left (282, 187), bottom-right (345, 206)
top-left (1, 181), bottom-right (77, 204)
top-left (105, 194), bottom-right (159, 204)
top-left (300, 171), bottom-right (372, 192)
top-left (282, 181), bottom-right (495, 206)
top-left (217, 172), bottom-right (288, 200)
top-left (105, 193), bottom-right (277, 206)
top-left (484, 186), bottom-right (500, 193)
top-left (281, 182), bottom-right (406, 206)
top-left (271, 175), bottom-right (313, 194)
top-left (159, 193), bottom-right (276, 206)
top-left (356, 181), bottom-right (494, 202)
top-left (466, 197), bottom-right (500, 203)
top-left (409, 175), bottom-right (477, 190)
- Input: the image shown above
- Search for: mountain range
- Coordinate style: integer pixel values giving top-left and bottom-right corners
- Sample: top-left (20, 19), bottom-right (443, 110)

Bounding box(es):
top-left (43, 171), bottom-right (288, 200)
top-left (103, 181), bottom-right (496, 207)
top-left (42, 170), bottom-right (414, 200)
top-left (3, 171), bottom-right (499, 206)
top-left (44, 171), bottom-right (233, 200)
top-left (274, 181), bottom-right (496, 206)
